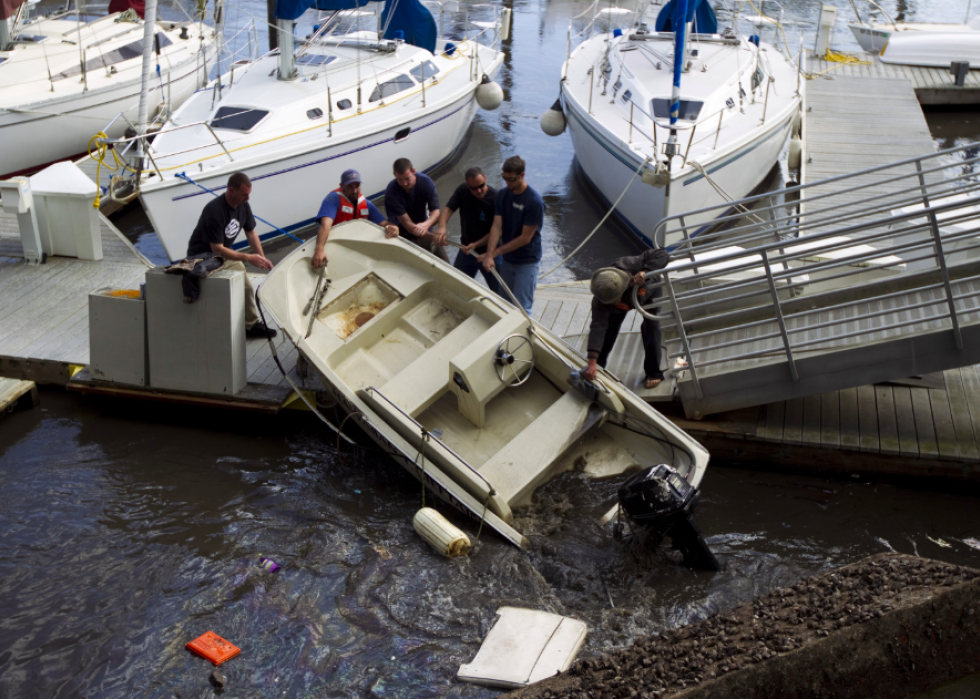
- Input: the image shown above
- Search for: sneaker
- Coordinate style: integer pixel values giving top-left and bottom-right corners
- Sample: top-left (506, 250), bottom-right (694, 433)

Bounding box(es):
top-left (246, 321), bottom-right (278, 339)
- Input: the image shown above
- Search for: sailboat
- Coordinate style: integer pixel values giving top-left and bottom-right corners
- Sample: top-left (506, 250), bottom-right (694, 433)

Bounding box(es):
top-left (0, 0), bottom-right (219, 177)
top-left (125, 0), bottom-right (505, 262)
top-left (547, 0), bottom-right (802, 248)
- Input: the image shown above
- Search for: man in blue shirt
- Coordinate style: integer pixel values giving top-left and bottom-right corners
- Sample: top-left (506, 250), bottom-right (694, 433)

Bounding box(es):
top-left (311, 169), bottom-right (398, 269)
top-left (479, 155), bottom-right (545, 315)
top-left (384, 158), bottom-right (450, 263)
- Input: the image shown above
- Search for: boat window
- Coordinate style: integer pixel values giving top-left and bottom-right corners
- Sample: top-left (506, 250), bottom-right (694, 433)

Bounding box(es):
top-left (368, 74), bottom-right (415, 103)
top-left (336, 99), bottom-right (352, 110)
top-left (651, 98), bottom-right (703, 122)
top-left (297, 54), bottom-right (336, 67)
top-left (52, 33), bottom-right (174, 81)
top-left (307, 108), bottom-right (324, 120)
top-left (15, 34), bottom-right (48, 43)
top-left (409, 60), bottom-right (440, 82)
top-left (621, 89), bottom-right (632, 103)
top-left (210, 106), bottom-right (269, 132)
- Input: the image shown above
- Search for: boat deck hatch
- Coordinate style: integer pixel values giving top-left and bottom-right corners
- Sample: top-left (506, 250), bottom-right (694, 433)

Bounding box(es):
top-left (319, 273), bottom-right (403, 340)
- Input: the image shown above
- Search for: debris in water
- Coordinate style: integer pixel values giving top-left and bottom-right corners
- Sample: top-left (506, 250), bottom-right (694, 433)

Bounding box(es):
top-left (209, 669), bottom-right (227, 689)
top-left (185, 631), bottom-right (241, 666)
top-left (258, 557), bottom-right (280, 573)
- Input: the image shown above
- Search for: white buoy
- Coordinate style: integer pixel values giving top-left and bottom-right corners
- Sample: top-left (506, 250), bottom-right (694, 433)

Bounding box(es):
top-left (475, 75), bottom-right (504, 110)
top-left (539, 98), bottom-right (566, 136)
top-left (642, 163), bottom-right (670, 188)
top-left (788, 135), bottom-right (803, 172)
top-left (413, 507), bottom-right (471, 557)
top-left (500, 7), bottom-right (512, 41)
top-left (791, 109), bottom-right (802, 138)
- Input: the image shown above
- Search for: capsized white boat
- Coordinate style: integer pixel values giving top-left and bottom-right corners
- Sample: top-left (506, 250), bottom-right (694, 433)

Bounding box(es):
top-left (879, 28), bottom-right (980, 67)
top-left (0, 0), bottom-right (219, 177)
top-left (849, 17), bottom-right (979, 54)
top-left (256, 221), bottom-right (710, 547)
top-left (550, 0), bottom-right (801, 248)
top-left (129, 0), bottom-right (505, 262)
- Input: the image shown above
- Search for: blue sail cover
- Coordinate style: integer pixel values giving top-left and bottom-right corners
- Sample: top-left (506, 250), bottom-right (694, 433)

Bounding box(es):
top-left (654, 0), bottom-right (718, 34)
top-left (276, 0), bottom-right (436, 53)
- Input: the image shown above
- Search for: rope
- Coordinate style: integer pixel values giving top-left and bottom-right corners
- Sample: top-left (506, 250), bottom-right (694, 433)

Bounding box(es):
top-left (538, 154), bottom-right (653, 280)
top-left (175, 172), bottom-right (304, 244)
top-left (87, 131), bottom-right (139, 208)
top-left (688, 160), bottom-right (772, 230)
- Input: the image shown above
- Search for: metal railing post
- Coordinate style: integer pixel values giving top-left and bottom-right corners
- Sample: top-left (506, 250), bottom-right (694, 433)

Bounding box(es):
top-left (677, 215), bottom-right (697, 272)
top-left (629, 102), bottom-right (633, 143)
top-left (916, 160), bottom-right (964, 350)
top-left (663, 273), bottom-right (703, 399)
top-left (204, 124), bottom-right (235, 163)
top-left (682, 123), bottom-right (697, 166)
top-left (761, 249), bottom-right (799, 381)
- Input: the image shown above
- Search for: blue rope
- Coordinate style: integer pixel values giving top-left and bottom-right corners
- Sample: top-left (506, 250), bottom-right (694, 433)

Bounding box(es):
top-left (176, 172), bottom-right (304, 245)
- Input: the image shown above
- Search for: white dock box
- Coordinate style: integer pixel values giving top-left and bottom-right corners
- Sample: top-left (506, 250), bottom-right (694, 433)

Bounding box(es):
top-left (88, 289), bottom-right (147, 386)
top-left (145, 266), bottom-right (247, 395)
top-left (29, 161), bottom-right (102, 261)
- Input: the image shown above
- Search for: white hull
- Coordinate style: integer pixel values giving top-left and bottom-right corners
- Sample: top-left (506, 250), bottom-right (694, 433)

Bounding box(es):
top-left (849, 21), bottom-right (975, 54)
top-left (880, 30), bottom-right (980, 68)
top-left (140, 90), bottom-right (482, 261)
top-left (566, 94), bottom-right (794, 248)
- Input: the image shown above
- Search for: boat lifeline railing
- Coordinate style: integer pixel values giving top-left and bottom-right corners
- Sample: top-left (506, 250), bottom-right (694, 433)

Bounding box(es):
top-left (640, 142), bottom-right (980, 399)
top-left (363, 386), bottom-right (496, 494)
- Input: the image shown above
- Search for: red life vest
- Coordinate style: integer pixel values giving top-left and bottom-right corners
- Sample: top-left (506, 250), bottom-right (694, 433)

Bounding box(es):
top-left (332, 188), bottom-right (369, 223)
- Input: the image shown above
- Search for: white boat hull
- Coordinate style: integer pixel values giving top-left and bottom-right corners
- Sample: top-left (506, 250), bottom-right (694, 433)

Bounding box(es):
top-left (849, 21), bottom-right (974, 54)
top-left (140, 92), bottom-right (481, 262)
top-left (565, 92), bottom-right (795, 248)
top-left (880, 30), bottom-right (980, 68)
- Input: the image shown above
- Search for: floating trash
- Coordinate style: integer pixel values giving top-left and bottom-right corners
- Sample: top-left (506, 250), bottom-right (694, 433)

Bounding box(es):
top-left (258, 557), bottom-right (280, 573)
top-left (186, 631), bottom-right (241, 666)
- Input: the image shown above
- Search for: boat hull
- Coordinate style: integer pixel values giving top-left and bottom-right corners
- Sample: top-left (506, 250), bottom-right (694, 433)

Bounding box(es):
top-left (880, 30), bottom-right (980, 68)
top-left (140, 89), bottom-right (482, 262)
top-left (0, 45), bottom-right (214, 178)
top-left (565, 92), bottom-right (795, 248)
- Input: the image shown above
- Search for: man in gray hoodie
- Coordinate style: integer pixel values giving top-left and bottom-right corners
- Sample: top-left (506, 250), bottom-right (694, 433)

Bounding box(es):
top-left (583, 248), bottom-right (670, 388)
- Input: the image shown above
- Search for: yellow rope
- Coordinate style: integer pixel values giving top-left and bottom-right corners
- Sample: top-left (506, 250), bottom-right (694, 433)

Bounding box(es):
top-left (824, 49), bottom-right (873, 65)
top-left (87, 131), bottom-right (137, 209)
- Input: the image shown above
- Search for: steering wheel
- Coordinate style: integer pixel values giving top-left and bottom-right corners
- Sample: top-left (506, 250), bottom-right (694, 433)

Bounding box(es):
top-left (632, 284), bottom-right (671, 321)
top-left (494, 334), bottom-right (535, 386)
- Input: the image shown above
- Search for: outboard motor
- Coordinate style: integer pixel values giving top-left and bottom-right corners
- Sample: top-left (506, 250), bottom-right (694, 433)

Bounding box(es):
top-left (617, 464), bottom-right (719, 571)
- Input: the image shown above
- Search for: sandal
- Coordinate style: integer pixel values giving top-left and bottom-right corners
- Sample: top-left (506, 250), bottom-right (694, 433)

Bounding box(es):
top-left (644, 377), bottom-right (662, 389)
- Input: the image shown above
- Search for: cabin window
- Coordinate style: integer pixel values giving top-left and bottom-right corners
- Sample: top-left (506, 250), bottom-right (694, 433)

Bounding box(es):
top-left (409, 60), bottom-right (440, 82)
top-left (651, 98), bottom-right (703, 122)
top-left (307, 108), bottom-right (324, 120)
top-left (726, 97), bottom-right (735, 110)
top-left (336, 99), bottom-right (352, 110)
top-left (52, 33), bottom-right (173, 81)
top-left (369, 74), bottom-right (415, 103)
top-left (297, 54), bottom-right (336, 67)
top-left (621, 89), bottom-right (632, 103)
top-left (14, 34), bottom-right (48, 43)
top-left (210, 106), bottom-right (269, 131)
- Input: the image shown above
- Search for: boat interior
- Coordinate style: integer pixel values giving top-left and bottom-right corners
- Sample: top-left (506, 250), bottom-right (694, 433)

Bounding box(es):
top-left (262, 225), bottom-right (701, 521)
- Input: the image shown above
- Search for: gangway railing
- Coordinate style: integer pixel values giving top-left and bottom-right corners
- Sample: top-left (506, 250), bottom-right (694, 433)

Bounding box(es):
top-left (640, 142), bottom-right (980, 416)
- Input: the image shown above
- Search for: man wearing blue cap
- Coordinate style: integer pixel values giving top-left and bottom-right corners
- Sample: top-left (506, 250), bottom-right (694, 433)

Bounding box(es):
top-left (311, 169), bottom-right (398, 269)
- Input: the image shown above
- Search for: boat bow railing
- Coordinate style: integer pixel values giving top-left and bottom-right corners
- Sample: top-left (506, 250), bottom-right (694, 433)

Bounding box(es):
top-left (643, 142), bottom-right (980, 400)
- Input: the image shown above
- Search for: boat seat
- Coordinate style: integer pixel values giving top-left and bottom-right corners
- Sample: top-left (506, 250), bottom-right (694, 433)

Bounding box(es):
top-left (447, 310), bottom-right (531, 428)
top-left (477, 390), bottom-right (606, 506)
top-left (377, 313), bottom-right (492, 417)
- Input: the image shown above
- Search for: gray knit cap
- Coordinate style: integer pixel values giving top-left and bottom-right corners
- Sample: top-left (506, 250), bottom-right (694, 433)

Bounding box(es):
top-left (590, 267), bottom-right (631, 305)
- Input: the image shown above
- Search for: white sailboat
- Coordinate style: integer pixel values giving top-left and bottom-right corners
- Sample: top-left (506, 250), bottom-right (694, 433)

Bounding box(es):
top-left (548, 0), bottom-right (801, 248)
top-left (256, 221), bottom-right (710, 547)
top-left (0, 0), bottom-right (219, 177)
top-left (125, 0), bottom-right (505, 262)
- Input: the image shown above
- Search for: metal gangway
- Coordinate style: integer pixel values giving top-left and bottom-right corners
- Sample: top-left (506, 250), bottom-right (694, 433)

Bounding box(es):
top-left (644, 143), bottom-right (980, 418)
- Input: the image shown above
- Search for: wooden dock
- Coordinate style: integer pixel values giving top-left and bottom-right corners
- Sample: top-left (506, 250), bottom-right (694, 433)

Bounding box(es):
top-left (0, 209), bottom-right (304, 406)
top-left (806, 48), bottom-right (980, 105)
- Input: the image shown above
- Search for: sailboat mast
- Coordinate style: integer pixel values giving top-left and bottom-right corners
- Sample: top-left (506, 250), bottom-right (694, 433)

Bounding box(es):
top-left (136, 0), bottom-right (159, 165)
top-left (665, 0), bottom-right (688, 165)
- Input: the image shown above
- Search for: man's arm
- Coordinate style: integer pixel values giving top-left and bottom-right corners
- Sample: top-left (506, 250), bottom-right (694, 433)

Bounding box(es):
top-left (582, 298), bottom-right (611, 380)
top-left (312, 217), bottom-right (333, 269)
top-left (434, 205), bottom-right (456, 247)
top-left (210, 229), bottom-right (273, 270)
top-left (461, 231), bottom-right (490, 255)
top-left (479, 215), bottom-right (503, 270)
top-left (489, 223), bottom-right (536, 258)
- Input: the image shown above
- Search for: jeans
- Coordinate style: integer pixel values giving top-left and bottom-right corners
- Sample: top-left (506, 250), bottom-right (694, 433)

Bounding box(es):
top-left (499, 259), bottom-right (540, 316)
top-left (595, 311), bottom-right (664, 380)
top-left (223, 261), bottom-right (260, 329)
top-left (453, 249), bottom-right (502, 295)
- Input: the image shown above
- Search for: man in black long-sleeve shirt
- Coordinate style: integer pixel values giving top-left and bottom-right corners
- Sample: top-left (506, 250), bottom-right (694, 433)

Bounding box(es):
top-left (583, 248), bottom-right (670, 388)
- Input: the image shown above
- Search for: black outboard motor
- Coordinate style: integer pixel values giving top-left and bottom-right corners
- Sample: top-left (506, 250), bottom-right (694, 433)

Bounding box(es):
top-left (617, 464), bottom-right (719, 571)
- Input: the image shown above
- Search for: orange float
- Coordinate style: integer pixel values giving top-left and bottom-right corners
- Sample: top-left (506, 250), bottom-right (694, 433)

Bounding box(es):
top-left (185, 631), bottom-right (241, 665)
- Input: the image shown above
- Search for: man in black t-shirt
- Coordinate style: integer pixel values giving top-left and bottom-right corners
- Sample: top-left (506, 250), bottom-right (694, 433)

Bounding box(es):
top-left (434, 166), bottom-right (501, 294)
top-left (186, 172), bottom-right (277, 339)
top-left (383, 157), bottom-right (450, 263)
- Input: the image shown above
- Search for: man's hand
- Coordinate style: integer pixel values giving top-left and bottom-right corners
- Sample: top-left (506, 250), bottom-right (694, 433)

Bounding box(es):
top-left (383, 224), bottom-right (399, 239)
top-left (632, 271), bottom-right (645, 286)
top-left (311, 247), bottom-right (327, 269)
top-left (461, 243), bottom-right (476, 255)
top-left (479, 252), bottom-right (496, 271)
top-left (250, 253), bottom-right (274, 270)
top-left (582, 359), bottom-right (599, 382)
top-left (412, 220), bottom-right (432, 237)
top-left (433, 226), bottom-right (448, 247)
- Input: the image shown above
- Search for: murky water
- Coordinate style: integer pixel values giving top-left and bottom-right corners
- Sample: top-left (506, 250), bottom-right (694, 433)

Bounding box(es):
top-left (7, 0), bottom-right (980, 696)
top-left (2, 392), bottom-right (980, 698)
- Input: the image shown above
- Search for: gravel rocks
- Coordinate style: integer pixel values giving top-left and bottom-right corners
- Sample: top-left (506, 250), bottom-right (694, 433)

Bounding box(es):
top-left (507, 553), bottom-right (979, 699)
